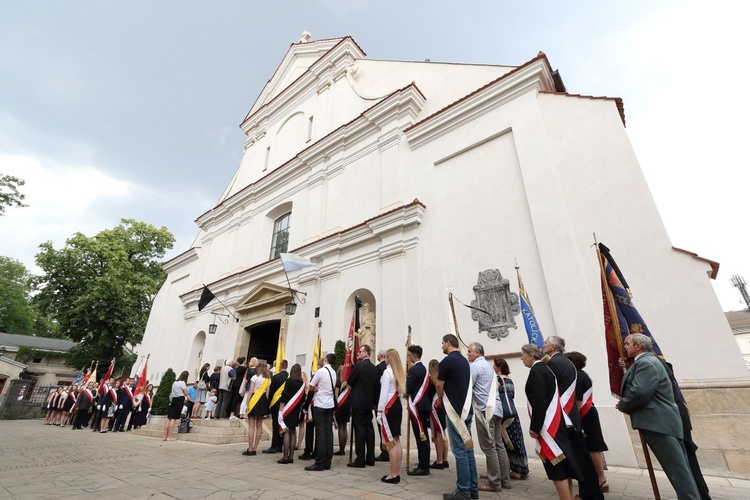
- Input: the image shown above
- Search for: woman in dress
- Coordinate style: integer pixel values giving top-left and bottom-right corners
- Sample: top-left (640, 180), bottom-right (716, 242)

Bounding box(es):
top-left (101, 380), bottom-right (120, 433)
top-left (131, 384), bottom-right (154, 429)
top-left (243, 360), bottom-right (270, 456)
top-left (277, 363), bottom-right (305, 464)
top-left (296, 371), bottom-right (309, 450)
top-left (427, 359), bottom-right (449, 469)
top-left (521, 344), bottom-right (581, 500)
top-left (333, 365), bottom-right (351, 456)
top-left (565, 351), bottom-right (609, 492)
top-left (239, 357), bottom-right (258, 419)
top-left (164, 371), bottom-right (191, 442)
top-left (45, 387), bottom-right (62, 425)
top-left (59, 385), bottom-right (76, 427)
top-left (192, 363), bottom-right (211, 418)
top-left (378, 348), bottom-right (405, 484)
top-left (493, 356), bottom-right (529, 479)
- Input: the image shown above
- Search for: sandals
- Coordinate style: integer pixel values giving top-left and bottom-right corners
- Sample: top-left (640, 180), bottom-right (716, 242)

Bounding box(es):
top-left (600, 480), bottom-right (609, 493)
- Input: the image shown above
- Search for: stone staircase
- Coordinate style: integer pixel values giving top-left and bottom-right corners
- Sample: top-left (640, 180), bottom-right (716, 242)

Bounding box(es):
top-left (132, 415), bottom-right (272, 445)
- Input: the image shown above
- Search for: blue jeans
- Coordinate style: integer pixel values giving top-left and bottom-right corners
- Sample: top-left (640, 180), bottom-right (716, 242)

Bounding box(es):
top-left (447, 416), bottom-right (478, 496)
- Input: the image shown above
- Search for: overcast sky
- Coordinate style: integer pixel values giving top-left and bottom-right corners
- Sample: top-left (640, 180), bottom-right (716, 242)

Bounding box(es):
top-left (1, 0), bottom-right (749, 311)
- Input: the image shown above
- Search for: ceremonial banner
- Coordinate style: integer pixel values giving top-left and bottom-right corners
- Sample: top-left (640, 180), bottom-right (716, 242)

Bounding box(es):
top-left (133, 356), bottom-right (149, 396)
top-left (311, 331), bottom-right (321, 377)
top-left (598, 243), bottom-right (663, 396)
top-left (274, 327), bottom-right (286, 373)
top-left (337, 309), bottom-right (359, 407)
top-left (98, 359), bottom-right (116, 396)
top-left (197, 286), bottom-right (215, 311)
top-left (83, 362), bottom-right (97, 385)
top-left (71, 368), bottom-right (85, 387)
top-left (517, 269), bottom-right (544, 347)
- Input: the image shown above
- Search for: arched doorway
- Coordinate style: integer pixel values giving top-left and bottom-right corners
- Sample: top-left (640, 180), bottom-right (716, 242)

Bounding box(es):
top-left (188, 331), bottom-right (207, 382)
top-left (246, 320), bottom-right (281, 365)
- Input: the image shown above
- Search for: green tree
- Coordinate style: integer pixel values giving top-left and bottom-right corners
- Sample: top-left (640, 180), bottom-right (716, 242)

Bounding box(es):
top-left (333, 340), bottom-right (346, 371)
top-left (0, 174), bottom-right (27, 216)
top-left (0, 256), bottom-right (36, 335)
top-left (151, 368), bottom-right (175, 415)
top-left (32, 218), bottom-right (175, 368)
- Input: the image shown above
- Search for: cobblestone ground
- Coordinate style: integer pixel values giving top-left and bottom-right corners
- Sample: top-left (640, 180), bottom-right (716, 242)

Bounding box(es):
top-left (0, 419), bottom-right (748, 499)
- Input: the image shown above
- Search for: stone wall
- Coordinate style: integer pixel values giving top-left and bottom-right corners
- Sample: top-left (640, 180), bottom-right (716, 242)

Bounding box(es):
top-left (627, 384), bottom-right (750, 479)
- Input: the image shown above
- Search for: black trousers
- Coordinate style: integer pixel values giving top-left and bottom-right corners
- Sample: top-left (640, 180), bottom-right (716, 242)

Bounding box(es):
top-left (568, 427), bottom-right (604, 500)
top-left (303, 420), bottom-right (316, 456)
top-left (313, 406), bottom-right (334, 468)
top-left (410, 409), bottom-right (432, 471)
top-left (73, 408), bottom-right (91, 429)
top-left (113, 406), bottom-right (131, 431)
top-left (352, 408), bottom-right (375, 465)
top-left (270, 406), bottom-right (282, 449)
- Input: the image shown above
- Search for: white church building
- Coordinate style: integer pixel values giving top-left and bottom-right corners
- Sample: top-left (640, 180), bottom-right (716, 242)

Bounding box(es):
top-left (137, 35), bottom-right (750, 476)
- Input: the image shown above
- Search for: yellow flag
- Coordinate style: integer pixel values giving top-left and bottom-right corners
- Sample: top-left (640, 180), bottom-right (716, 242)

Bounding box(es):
top-left (311, 332), bottom-right (321, 375)
top-left (275, 329), bottom-right (286, 373)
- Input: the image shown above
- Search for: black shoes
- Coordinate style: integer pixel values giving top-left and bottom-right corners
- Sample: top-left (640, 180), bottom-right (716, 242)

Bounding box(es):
top-left (365, 461), bottom-right (375, 466)
top-left (381, 475), bottom-right (400, 484)
top-left (430, 461), bottom-right (447, 469)
top-left (298, 453), bottom-right (313, 460)
top-left (333, 450), bottom-right (346, 455)
top-left (347, 462), bottom-right (365, 468)
top-left (262, 447), bottom-right (280, 454)
top-left (241, 449), bottom-right (256, 456)
top-left (277, 458), bottom-right (293, 464)
top-left (375, 453), bottom-right (389, 462)
top-left (407, 468), bottom-right (430, 476)
top-left (304, 464), bottom-right (326, 471)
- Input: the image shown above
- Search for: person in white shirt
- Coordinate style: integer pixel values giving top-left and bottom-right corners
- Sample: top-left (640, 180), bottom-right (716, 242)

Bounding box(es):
top-left (304, 353), bottom-right (336, 471)
top-left (378, 348), bottom-right (406, 484)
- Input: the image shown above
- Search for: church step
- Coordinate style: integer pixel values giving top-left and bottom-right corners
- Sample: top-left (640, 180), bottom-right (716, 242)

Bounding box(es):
top-left (131, 415), bottom-right (272, 443)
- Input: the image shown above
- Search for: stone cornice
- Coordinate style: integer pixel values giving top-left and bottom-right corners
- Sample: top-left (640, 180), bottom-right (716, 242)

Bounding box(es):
top-left (161, 247), bottom-right (200, 273)
top-left (180, 200), bottom-right (426, 309)
top-left (404, 54), bottom-right (556, 149)
top-left (195, 84), bottom-right (425, 232)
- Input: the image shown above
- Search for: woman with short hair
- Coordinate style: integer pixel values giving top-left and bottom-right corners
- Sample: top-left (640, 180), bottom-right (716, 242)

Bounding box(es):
top-left (164, 371), bottom-right (191, 442)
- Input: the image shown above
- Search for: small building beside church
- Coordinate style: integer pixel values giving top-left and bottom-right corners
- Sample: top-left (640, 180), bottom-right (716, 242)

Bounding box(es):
top-left (136, 34), bottom-right (750, 476)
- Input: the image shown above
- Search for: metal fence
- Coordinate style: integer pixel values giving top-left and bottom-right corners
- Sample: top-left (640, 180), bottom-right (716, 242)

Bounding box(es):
top-left (0, 379), bottom-right (57, 420)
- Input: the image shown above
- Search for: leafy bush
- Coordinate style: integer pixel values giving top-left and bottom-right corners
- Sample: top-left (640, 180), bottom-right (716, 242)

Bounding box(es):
top-left (333, 340), bottom-right (346, 371)
top-left (151, 368), bottom-right (175, 415)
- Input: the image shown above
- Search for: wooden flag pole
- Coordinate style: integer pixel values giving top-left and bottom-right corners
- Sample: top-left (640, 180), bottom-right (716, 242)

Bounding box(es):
top-left (639, 431), bottom-right (662, 500)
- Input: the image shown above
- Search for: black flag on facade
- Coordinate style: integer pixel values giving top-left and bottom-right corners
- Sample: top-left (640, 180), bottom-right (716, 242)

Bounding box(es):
top-left (198, 286), bottom-right (215, 311)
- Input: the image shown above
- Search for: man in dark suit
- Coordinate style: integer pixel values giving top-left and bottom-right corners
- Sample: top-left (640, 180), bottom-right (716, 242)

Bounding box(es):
top-left (617, 334), bottom-right (700, 500)
top-left (346, 344), bottom-right (378, 468)
top-left (264, 359), bottom-right (289, 453)
top-left (406, 344), bottom-right (432, 476)
top-left (543, 336), bottom-right (603, 500)
top-left (113, 378), bottom-right (135, 432)
top-left (72, 382), bottom-right (95, 429)
top-left (374, 348), bottom-right (389, 461)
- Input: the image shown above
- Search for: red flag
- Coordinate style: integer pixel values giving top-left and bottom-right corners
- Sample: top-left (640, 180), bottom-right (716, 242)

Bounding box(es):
top-left (133, 356), bottom-right (149, 396)
top-left (98, 359), bottom-right (116, 396)
top-left (337, 309), bottom-right (359, 408)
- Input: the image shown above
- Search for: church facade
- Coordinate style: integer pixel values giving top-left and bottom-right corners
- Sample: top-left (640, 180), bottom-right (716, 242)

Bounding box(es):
top-left (136, 35), bottom-right (750, 474)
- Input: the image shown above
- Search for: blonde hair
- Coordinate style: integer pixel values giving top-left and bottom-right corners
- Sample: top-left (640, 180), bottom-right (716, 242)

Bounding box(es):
top-left (256, 360), bottom-right (270, 378)
top-left (248, 357), bottom-right (259, 368)
top-left (428, 359), bottom-right (439, 384)
top-left (386, 348), bottom-right (406, 395)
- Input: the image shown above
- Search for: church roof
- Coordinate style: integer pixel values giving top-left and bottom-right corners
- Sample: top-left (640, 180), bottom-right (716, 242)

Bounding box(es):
top-left (672, 246), bottom-right (719, 280)
top-left (0, 332), bottom-right (77, 353)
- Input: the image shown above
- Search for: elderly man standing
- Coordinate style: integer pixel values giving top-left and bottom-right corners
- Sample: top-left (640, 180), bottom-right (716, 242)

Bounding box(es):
top-left (467, 342), bottom-right (511, 492)
top-left (616, 334), bottom-right (700, 500)
top-left (437, 334), bottom-right (477, 500)
top-left (543, 336), bottom-right (603, 500)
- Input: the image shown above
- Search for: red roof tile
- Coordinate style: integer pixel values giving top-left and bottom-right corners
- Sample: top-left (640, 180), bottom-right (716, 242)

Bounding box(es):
top-left (672, 246), bottom-right (719, 280)
top-left (539, 91), bottom-right (625, 126)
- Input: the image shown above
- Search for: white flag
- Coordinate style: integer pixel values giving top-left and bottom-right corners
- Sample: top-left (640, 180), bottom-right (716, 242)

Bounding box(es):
top-left (280, 253), bottom-right (314, 272)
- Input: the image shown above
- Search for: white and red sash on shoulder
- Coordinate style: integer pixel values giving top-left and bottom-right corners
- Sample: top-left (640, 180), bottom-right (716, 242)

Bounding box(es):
top-left (429, 393), bottom-right (447, 442)
top-left (579, 386), bottom-right (593, 418)
top-left (378, 391), bottom-right (400, 450)
top-left (278, 383), bottom-right (306, 434)
top-left (407, 369), bottom-right (430, 441)
top-left (528, 377), bottom-right (565, 465)
top-left (109, 387), bottom-right (118, 405)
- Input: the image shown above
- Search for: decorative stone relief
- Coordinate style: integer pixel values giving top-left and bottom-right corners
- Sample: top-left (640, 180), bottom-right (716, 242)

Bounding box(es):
top-left (471, 269), bottom-right (520, 341)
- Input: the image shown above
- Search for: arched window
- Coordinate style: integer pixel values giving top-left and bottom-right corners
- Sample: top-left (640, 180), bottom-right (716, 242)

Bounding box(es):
top-left (270, 212), bottom-right (291, 259)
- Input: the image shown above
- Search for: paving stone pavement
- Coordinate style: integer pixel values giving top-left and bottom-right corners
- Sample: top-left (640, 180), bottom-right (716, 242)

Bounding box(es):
top-left (0, 419), bottom-right (748, 499)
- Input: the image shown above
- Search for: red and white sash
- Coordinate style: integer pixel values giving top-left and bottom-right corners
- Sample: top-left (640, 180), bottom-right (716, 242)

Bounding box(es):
top-left (407, 367), bottom-right (430, 441)
top-left (304, 394), bottom-right (314, 423)
top-left (109, 387), bottom-right (118, 405)
top-left (429, 393), bottom-right (447, 442)
top-left (378, 391), bottom-right (400, 450)
top-left (558, 371), bottom-right (577, 427)
top-left (579, 386), bottom-right (593, 418)
top-left (278, 383), bottom-right (306, 433)
top-left (528, 377), bottom-right (565, 464)
top-left (123, 385), bottom-right (133, 404)
top-left (83, 389), bottom-right (94, 405)
top-left (336, 385), bottom-right (350, 408)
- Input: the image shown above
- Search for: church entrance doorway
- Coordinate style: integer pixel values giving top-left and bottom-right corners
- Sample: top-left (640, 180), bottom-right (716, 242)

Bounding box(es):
top-left (246, 320), bottom-right (281, 365)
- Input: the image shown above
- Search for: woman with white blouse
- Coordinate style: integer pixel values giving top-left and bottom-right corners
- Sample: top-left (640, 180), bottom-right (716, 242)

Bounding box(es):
top-left (378, 348), bottom-right (406, 484)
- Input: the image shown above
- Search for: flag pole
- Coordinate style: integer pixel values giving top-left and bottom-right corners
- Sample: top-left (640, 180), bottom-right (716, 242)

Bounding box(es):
top-left (639, 431), bottom-right (662, 500)
top-left (348, 298), bottom-right (362, 465)
top-left (201, 284), bottom-right (240, 322)
top-left (405, 325), bottom-right (412, 471)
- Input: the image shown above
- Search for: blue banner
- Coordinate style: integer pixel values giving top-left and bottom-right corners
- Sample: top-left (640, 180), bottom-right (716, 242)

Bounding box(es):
top-left (517, 270), bottom-right (544, 347)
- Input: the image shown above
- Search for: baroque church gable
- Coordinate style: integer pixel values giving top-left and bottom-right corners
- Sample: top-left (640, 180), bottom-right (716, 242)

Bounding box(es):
top-left (234, 282), bottom-right (291, 314)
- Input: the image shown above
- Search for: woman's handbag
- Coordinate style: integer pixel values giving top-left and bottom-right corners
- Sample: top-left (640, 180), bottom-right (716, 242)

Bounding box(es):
top-left (197, 373), bottom-right (207, 391)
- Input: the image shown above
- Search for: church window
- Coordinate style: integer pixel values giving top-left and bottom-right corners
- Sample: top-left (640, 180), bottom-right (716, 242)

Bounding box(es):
top-left (269, 212), bottom-right (291, 259)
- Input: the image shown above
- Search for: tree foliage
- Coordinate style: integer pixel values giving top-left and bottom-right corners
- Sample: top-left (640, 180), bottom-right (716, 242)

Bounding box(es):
top-left (333, 339), bottom-right (346, 372)
top-left (151, 367), bottom-right (176, 416)
top-left (0, 256), bottom-right (37, 335)
top-left (32, 219), bottom-right (175, 368)
top-left (0, 174), bottom-right (27, 216)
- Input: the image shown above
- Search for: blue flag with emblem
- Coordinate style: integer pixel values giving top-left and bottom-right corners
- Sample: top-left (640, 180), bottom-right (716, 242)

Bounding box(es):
top-left (516, 268), bottom-right (544, 347)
